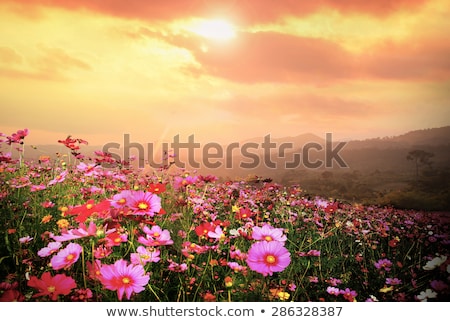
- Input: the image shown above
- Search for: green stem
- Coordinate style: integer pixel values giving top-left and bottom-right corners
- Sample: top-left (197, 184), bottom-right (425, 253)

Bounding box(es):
top-left (81, 246), bottom-right (87, 289)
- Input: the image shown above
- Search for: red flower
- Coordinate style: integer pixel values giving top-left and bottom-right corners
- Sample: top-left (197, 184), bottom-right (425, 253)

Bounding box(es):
top-left (27, 272), bottom-right (76, 300)
top-left (57, 135), bottom-right (88, 150)
top-left (388, 237), bottom-right (400, 248)
top-left (235, 208), bottom-right (254, 220)
top-left (195, 222), bottom-right (215, 238)
top-left (203, 292), bottom-right (216, 302)
top-left (148, 183), bottom-right (166, 194)
top-left (0, 289), bottom-right (24, 302)
top-left (104, 232), bottom-right (127, 247)
top-left (68, 199), bottom-right (111, 223)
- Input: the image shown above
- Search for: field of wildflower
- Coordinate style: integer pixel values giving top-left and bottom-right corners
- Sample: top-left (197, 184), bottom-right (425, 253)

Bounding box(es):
top-left (0, 129), bottom-right (449, 302)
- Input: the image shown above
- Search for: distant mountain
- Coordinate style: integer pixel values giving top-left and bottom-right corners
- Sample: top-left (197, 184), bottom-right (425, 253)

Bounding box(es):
top-left (13, 126), bottom-right (450, 176)
top-left (192, 126), bottom-right (450, 180)
top-left (344, 126), bottom-right (450, 149)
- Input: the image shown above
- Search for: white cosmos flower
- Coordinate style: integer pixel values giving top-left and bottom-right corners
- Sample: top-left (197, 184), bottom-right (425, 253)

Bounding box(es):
top-left (423, 255), bottom-right (447, 271)
top-left (417, 289), bottom-right (437, 302)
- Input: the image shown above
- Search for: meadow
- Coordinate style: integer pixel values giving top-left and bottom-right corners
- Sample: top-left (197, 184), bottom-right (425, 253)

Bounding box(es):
top-left (0, 129), bottom-right (449, 302)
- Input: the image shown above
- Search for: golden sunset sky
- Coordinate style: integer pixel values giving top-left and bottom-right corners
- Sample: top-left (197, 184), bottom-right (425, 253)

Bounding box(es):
top-left (1, 0), bottom-right (449, 146)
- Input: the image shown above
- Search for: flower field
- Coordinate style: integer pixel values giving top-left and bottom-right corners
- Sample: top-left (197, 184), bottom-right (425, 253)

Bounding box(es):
top-left (0, 129), bottom-right (449, 302)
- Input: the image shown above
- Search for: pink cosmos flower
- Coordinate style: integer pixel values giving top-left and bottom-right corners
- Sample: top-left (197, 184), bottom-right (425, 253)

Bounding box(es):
top-left (230, 248), bottom-right (247, 261)
top-left (298, 249), bottom-right (321, 257)
top-left (327, 277), bottom-right (342, 286)
top-left (181, 241), bottom-right (209, 258)
top-left (227, 262), bottom-right (246, 272)
top-left (340, 288), bottom-right (358, 301)
top-left (252, 224), bottom-right (287, 244)
top-left (19, 236), bottom-right (33, 244)
top-left (127, 191), bottom-right (161, 216)
top-left (130, 246), bottom-right (161, 265)
top-left (48, 170), bottom-right (68, 186)
top-left (38, 242), bottom-right (62, 257)
top-left (110, 190), bottom-right (132, 209)
top-left (309, 276), bottom-right (319, 283)
top-left (173, 175), bottom-right (198, 191)
top-left (76, 162), bottom-right (100, 176)
top-left (52, 221), bottom-right (111, 242)
top-left (167, 261), bottom-right (188, 272)
top-left (50, 242), bottom-right (82, 270)
top-left (99, 259), bottom-right (150, 300)
top-left (386, 278), bottom-right (402, 286)
top-left (30, 184), bottom-right (46, 192)
top-left (93, 245), bottom-right (113, 259)
top-left (326, 286), bottom-right (341, 296)
top-left (137, 225), bottom-right (173, 246)
top-left (6, 129), bottom-right (29, 145)
top-left (246, 241), bottom-right (291, 276)
top-left (374, 258), bottom-right (393, 272)
top-left (208, 226), bottom-right (226, 242)
top-left (87, 260), bottom-right (103, 281)
top-left (41, 200), bottom-right (55, 208)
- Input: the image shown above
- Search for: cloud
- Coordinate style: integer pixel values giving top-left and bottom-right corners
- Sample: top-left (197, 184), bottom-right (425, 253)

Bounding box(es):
top-left (214, 92), bottom-right (374, 122)
top-left (152, 28), bottom-right (450, 83)
top-left (157, 31), bottom-right (355, 83)
top-left (0, 45), bottom-right (92, 81)
top-left (362, 39), bottom-right (450, 80)
top-left (0, 46), bottom-right (23, 65)
top-left (36, 46), bottom-right (91, 72)
top-left (5, 0), bottom-right (429, 24)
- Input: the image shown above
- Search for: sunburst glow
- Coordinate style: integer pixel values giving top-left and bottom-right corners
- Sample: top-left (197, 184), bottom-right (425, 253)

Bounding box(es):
top-left (187, 19), bottom-right (236, 40)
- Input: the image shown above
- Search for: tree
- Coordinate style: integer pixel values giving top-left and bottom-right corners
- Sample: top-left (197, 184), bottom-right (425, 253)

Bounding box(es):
top-left (406, 149), bottom-right (434, 181)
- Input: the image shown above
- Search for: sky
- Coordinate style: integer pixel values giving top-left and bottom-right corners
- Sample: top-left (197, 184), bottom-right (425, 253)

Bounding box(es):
top-left (1, 0), bottom-right (449, 147)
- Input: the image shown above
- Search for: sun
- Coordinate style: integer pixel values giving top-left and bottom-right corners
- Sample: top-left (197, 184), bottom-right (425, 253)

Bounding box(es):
top-left (187, 19), bottom-right (236, 41)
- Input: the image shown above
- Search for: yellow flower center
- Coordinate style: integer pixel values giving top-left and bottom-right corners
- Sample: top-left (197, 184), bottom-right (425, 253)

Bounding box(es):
top-left (153, 232), bottom-right (160, 238)
top-left (47, 285), bottom-right (56, 293)
top-left (138, 202), bottom-right (148, 210)
top-left (266, 255), bottom-right (276, 264)
top-left (122, 277), bottom-right (131, 284)
top-left (66, 254), bottom-right (74, 261)
top-left (118, 198), bottom-right (126, 204)
top-left (264, 236), bottom-right (273, 242)
top-left (86, 204), bottom-right (94, 209)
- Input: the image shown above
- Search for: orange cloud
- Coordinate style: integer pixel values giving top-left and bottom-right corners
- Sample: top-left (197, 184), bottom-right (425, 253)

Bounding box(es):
top-left (144, 31), bottom-right (354, 83)
top-left (4, 0), bottom-right (429, 24)
top-left (147, 29), bottom-right (450, 83)
top-left (362, 39), bottom-right (450, 80)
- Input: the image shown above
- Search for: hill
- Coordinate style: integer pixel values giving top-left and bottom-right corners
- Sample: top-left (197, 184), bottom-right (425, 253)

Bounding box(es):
top-left (9, 126), bottom-right (450, 210)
